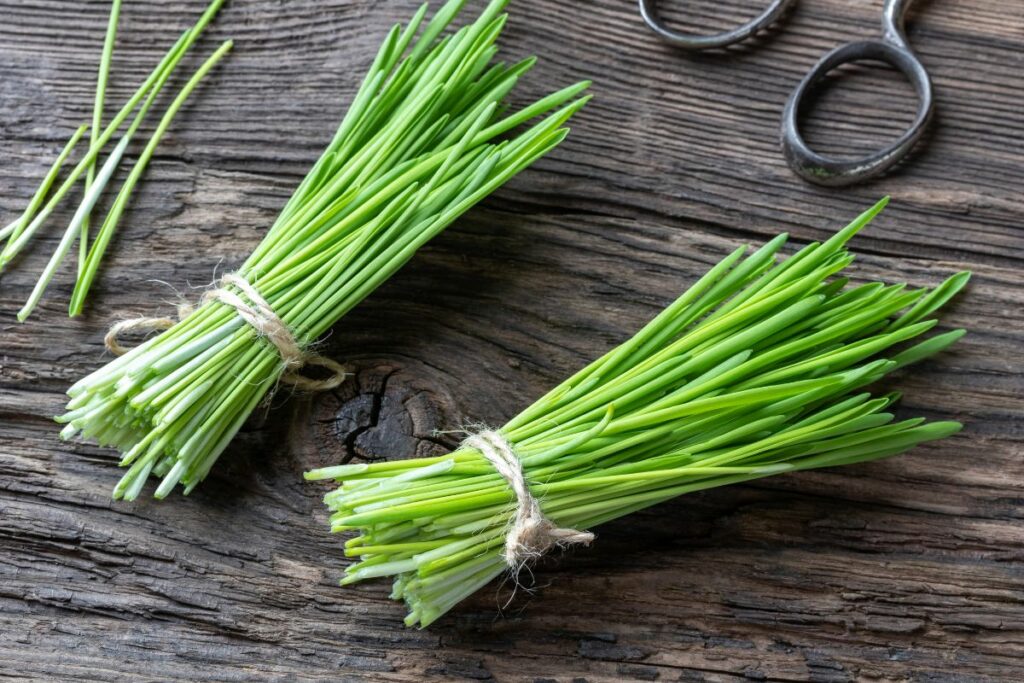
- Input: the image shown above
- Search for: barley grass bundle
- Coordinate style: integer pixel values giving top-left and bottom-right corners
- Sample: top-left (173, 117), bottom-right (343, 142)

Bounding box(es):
top-left (306, 199), bottom-right (968, 628)
top-left (59, 0), bottom-right (590, 500)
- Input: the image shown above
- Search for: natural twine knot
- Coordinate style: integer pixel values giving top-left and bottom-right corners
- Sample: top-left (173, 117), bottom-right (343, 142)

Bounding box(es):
top-left (105, 272), bottom-right (348, 392)
top-left (463, 430), bottom-right (594, 567)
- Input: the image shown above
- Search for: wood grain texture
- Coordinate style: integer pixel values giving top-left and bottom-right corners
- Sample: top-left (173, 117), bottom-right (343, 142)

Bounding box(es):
top-left (1, 0), bottom-right (1022, 680)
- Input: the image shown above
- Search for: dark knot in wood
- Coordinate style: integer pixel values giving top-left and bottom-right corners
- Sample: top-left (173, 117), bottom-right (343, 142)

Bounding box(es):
top-left (290, 361), bottom-right (458, 475)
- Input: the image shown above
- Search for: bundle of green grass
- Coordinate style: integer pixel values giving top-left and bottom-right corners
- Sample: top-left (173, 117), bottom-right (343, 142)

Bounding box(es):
top-left (307, 199), bottom-right (968, 627)
top-left (59, 0), bottom-right (590, 500)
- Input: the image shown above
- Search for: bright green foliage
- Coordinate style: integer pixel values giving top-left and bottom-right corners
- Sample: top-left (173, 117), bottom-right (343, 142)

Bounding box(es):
top-left (5, 0), bottom-right (228, 319)
top-left (80, 0), bottom-right (122, 276)
top-left (59, 0), bottom-right (590, 500)
top-left (70, 40), bottom-right (234, 315)
top-left (306, 199), bottom-right (968, 628)
top-left (0, 125), bottom-right (88, 245)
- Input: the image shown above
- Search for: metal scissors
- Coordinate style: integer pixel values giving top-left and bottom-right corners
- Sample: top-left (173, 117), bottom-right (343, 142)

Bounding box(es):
top-left (639, 0), bottom-right (934, 186)
top-left (638, 0), bottom-right (796, 50)
top-left (781, 0), bottom-right (933, 186)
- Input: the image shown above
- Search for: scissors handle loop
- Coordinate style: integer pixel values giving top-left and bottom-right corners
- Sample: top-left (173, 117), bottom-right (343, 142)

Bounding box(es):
top-left (639, 0), bottom-right (796, 51)
top-left (781, 0), bottom-right (932, 186)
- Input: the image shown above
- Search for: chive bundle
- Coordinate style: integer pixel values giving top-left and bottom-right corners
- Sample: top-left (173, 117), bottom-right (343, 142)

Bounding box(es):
top-left (59, 0), bottom-right (590, 500)
top-left (305, 200), bottom-right (968, 628)
top-left (2, 0), bottom-right (230, 319)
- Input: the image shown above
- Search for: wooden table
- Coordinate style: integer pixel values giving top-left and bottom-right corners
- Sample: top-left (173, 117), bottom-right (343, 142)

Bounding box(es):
top-left (2, 1), bottom-right (1021, 680)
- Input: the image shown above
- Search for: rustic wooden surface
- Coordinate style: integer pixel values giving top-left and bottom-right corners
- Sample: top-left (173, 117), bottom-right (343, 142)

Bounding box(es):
top-left (1, 0), bottom-right (1022, 680)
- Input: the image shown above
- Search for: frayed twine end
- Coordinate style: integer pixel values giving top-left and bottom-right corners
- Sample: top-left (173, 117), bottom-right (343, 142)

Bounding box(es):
top-left (462, 429), bottom-right (594, 569)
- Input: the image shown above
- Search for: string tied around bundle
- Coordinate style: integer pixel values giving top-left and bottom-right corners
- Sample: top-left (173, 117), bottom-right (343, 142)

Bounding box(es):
top-left (105, 272), bottom-right (348, 392)
top-left (462, 429), bottom-right (594, 568)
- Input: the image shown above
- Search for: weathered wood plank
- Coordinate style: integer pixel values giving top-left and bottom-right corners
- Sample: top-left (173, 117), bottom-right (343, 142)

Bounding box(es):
top-left (1, 0), bottom-right (1022, 680)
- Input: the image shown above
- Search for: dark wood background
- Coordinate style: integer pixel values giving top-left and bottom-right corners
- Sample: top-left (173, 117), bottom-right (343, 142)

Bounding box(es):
top-left (1, 0), bottom-right (1021, 680)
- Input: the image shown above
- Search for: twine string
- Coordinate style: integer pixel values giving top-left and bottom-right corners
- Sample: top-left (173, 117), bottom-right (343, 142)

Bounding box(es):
top-left (105, 272), bottom-right (348, 391)
top-left (463, 429), bottom-right (594, 568)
